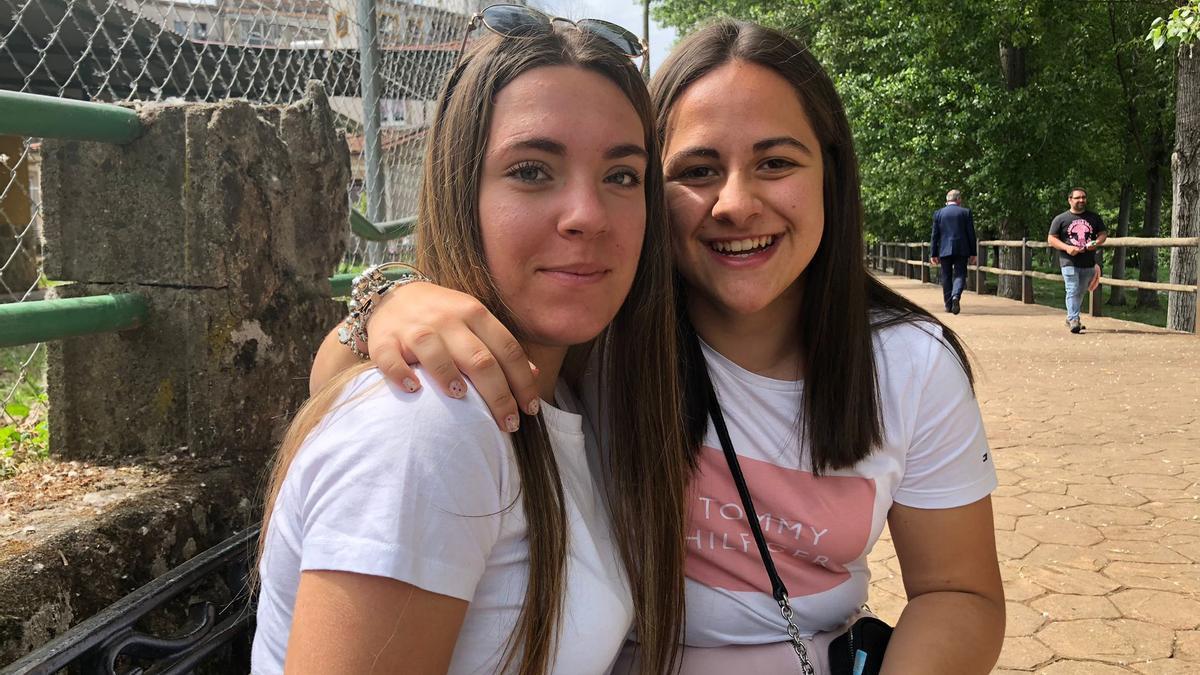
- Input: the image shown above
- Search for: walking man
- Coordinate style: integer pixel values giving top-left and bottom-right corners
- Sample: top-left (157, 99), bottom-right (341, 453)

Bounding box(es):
top-left (930, 189), bottom-right (977, 314)
top-left (1048, 187), bottom-right (1107, 334)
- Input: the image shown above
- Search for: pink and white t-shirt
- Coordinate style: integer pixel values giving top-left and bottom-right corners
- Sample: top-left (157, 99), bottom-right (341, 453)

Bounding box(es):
top-left (682, 321), bottom-right (996, 646)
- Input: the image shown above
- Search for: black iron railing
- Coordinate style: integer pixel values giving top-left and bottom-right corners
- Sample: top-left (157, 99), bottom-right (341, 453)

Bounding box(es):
top-left (4, 527), bottom-right (259, 675)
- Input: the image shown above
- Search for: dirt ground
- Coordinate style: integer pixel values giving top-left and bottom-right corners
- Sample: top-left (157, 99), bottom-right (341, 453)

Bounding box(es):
top-left (0, 453), bottom-right (217, 564)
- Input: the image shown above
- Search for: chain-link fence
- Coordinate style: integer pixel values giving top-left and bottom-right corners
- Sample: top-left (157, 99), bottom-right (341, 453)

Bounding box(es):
top-left (1, 0), bottom-right (506, 470)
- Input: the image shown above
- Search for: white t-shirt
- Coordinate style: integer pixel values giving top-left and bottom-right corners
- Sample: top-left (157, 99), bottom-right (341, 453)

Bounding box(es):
top-left (252, 368), bottom-right (633, 674)
top-left (680, 322), bottom-right (997, 646)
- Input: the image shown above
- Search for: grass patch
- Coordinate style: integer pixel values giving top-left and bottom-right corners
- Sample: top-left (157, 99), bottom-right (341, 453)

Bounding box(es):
top-left (0, 344), bottom-right (49, 478)
top-left (1027, 255), bottom-right (1170, 328)
top-left (335, 262), bottom-right (367, 275)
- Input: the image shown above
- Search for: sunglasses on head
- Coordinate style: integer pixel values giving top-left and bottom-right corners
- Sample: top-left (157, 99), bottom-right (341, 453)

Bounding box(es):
top-left (455, 3), bottom-right (645, 69)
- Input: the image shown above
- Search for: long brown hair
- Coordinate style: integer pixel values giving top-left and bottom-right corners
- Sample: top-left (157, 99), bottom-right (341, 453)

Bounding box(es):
top-left (652, 20), bottom-right (974, 473)
top-left (262, 26), bottom-right (688, 675)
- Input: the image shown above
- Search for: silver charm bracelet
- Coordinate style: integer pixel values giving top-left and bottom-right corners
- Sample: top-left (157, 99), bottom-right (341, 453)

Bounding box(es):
top-left (338, 262), bottom-right (431, 359)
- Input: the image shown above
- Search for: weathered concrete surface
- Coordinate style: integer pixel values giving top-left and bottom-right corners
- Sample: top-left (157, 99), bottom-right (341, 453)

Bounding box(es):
top-left (41, 81), bottom-right (347, 289)
top-left (40, 81), bottom-right (347, 459)
top-left (867, 276), bottom-right (1200, 674)
top-left (0, 457), bottom-right (258, 665)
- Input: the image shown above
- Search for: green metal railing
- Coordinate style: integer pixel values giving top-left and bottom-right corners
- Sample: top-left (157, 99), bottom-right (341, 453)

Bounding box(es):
top-left (0, 90), bottom-right (142, 144)
top-left (2, 90), bottom-right (416, 349)
top-left (350, 208), bottom-right (415, 242)
top-left (0, 294), bottom-right (148, 348)
top-left (2, 263), bottom-right (415, 348)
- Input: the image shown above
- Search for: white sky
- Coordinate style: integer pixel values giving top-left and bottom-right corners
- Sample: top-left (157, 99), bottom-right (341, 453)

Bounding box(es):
top-left (531, 0), bottom-right (678, 74)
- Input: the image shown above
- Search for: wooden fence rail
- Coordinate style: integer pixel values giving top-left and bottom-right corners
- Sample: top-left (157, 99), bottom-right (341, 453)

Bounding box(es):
top-left (866, 237), bottom-right (1200, 334)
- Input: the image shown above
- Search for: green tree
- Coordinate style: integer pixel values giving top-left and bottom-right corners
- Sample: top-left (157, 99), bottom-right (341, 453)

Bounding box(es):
top-left (652, 0), bottom-right (1175, 300)
top-left (1150, 0), bottom-right (1199, 331)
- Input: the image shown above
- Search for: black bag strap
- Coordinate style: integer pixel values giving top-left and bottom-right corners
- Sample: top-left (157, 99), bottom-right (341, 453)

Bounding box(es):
top-left (699, 366), bottom-right (791, 605)
top-left (694, 350), bottom-right (816, 673)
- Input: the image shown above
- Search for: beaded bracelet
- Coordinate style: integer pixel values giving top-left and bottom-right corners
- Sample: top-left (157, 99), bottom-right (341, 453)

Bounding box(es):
top-left (338, 262), bottom-right (431, 359)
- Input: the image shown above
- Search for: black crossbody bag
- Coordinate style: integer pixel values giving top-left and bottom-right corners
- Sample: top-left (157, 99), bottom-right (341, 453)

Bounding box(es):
top-left (699, 363), bottom-right (893, 675)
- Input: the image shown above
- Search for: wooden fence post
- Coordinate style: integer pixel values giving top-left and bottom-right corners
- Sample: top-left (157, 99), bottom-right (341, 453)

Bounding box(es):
top-left (1021, 238), bottom-right (1034, 304)
top-left (1194, 242), bottom-right (1200, 335)
top-left (920, 244), bottom-right (930, 283)
top-left (976, 241), bottom-right (987, 294)
top-left (965, 246), bottom-right (976, 292)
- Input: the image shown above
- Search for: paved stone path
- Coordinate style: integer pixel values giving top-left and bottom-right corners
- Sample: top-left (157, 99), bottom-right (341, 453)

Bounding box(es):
top-left (866, 275), bottom-right (1200, 674)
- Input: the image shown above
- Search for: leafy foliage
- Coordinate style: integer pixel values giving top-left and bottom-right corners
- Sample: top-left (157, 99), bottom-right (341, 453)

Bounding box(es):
top-left (651, 0), bottom-right (1177, 242)
top-left (1148, 1), bottom-right (1200, 50)
top-left (0, 347), bottom-right (49, 479)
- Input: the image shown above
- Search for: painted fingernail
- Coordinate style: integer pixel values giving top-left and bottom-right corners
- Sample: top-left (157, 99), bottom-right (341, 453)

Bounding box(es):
top-left (402, 377), bottom-right (419, 393)
top-left (449, 380), bottom-right (466, 398)
top-left (525, 399), bottom-right (540, 416)
top-left (528, 361), bottom-right (540, 375)
top-left (505, 415), bottom-right (520, 433)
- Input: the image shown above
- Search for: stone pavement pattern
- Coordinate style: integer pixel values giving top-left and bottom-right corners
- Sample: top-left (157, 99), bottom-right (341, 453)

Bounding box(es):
top-left (866, 276), bottom-right (1200, 674)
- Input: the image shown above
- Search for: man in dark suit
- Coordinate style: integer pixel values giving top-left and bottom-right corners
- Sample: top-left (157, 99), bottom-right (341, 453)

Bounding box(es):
top-left (930, 189), bottom-right (978, 314)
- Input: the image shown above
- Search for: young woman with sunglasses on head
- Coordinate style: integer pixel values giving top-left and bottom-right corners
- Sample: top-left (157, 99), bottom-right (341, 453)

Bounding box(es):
top-left (252, 10), bottom-right (693, 675)
top-left (311, 15), bottom-right (1005, 675)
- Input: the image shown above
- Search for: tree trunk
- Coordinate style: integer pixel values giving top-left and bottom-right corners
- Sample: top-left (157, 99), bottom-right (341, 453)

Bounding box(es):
top-left (999, 43), bottom-right (1026, 91)
top-left (996, 42), bottom-right (1027, 301)
top-left (1138, 158), bottom-right (1164, 308)
top-left (1108, 180), bottom-right (1133, 306)
top-left (1168, 43), bottom-right (1198, 332)
top-left (997, 219), bottom-right (1023, 300)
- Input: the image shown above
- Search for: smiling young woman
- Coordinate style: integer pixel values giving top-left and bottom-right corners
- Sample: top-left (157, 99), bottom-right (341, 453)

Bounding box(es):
top-left (306, 18), bottom-right (1005, 675)
top-left (660, 59), bottom-right (825, 378)
top-left (253, 13), bottom-right (690, 675)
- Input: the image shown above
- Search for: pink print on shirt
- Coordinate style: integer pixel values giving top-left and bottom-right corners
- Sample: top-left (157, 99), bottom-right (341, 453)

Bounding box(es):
top-left (685, 445), bottom-right (876, 596)
top-left (1066, 219), bottom-right (1094, 247)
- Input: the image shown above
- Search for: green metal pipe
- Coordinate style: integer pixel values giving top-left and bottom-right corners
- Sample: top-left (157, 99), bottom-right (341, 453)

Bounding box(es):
top-left (0, 90), bottom-right (142, 144)
top-left (0, 293), bottom-right (148, 348)
top-left (350, 208), bottom-right (414, 242)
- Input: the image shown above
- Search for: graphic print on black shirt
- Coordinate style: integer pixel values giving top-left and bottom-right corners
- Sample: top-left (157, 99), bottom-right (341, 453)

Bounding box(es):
top-left (1049, 210), bottom-right (1106, 268)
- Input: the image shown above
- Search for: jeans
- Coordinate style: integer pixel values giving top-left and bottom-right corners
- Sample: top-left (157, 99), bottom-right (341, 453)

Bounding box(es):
top-left (939, 256), bottom-right (968, 309)
top-left (1062, 265), bottom-right (1095, 321)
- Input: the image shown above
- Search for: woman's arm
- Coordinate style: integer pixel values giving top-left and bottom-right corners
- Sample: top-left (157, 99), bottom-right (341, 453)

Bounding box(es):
top-left (285, 570), bottom-right (468, 674)
top-left (310, 325), bottom-right (363, 397)
top-left (881, 497), bottom-right (1005, 675)
top-left (310, 283), bottom-right (539, 430)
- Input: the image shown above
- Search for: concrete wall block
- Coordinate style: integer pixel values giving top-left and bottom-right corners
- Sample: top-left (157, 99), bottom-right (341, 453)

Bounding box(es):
top-left (42, 85), bottom-right (346, 290)
top-left (274, 81), bottom-right (350, 281)
top-left (182, 102), bottom-right (275, 291)
top-left (44, 82), bottom-right (348, 460)
top-left (48, 283), bottom-right (341, 459)
top-left (185, 284), bottom-right (342, 457)
top-left (47, 283), bottom-right (190, 457)
top-left (42, 104), bottom-right (189, 283)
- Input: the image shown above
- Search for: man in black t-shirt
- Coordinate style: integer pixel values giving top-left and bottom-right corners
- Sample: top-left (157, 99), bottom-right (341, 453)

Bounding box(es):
top-left (1047, 187), bottom-right (1107, 333)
